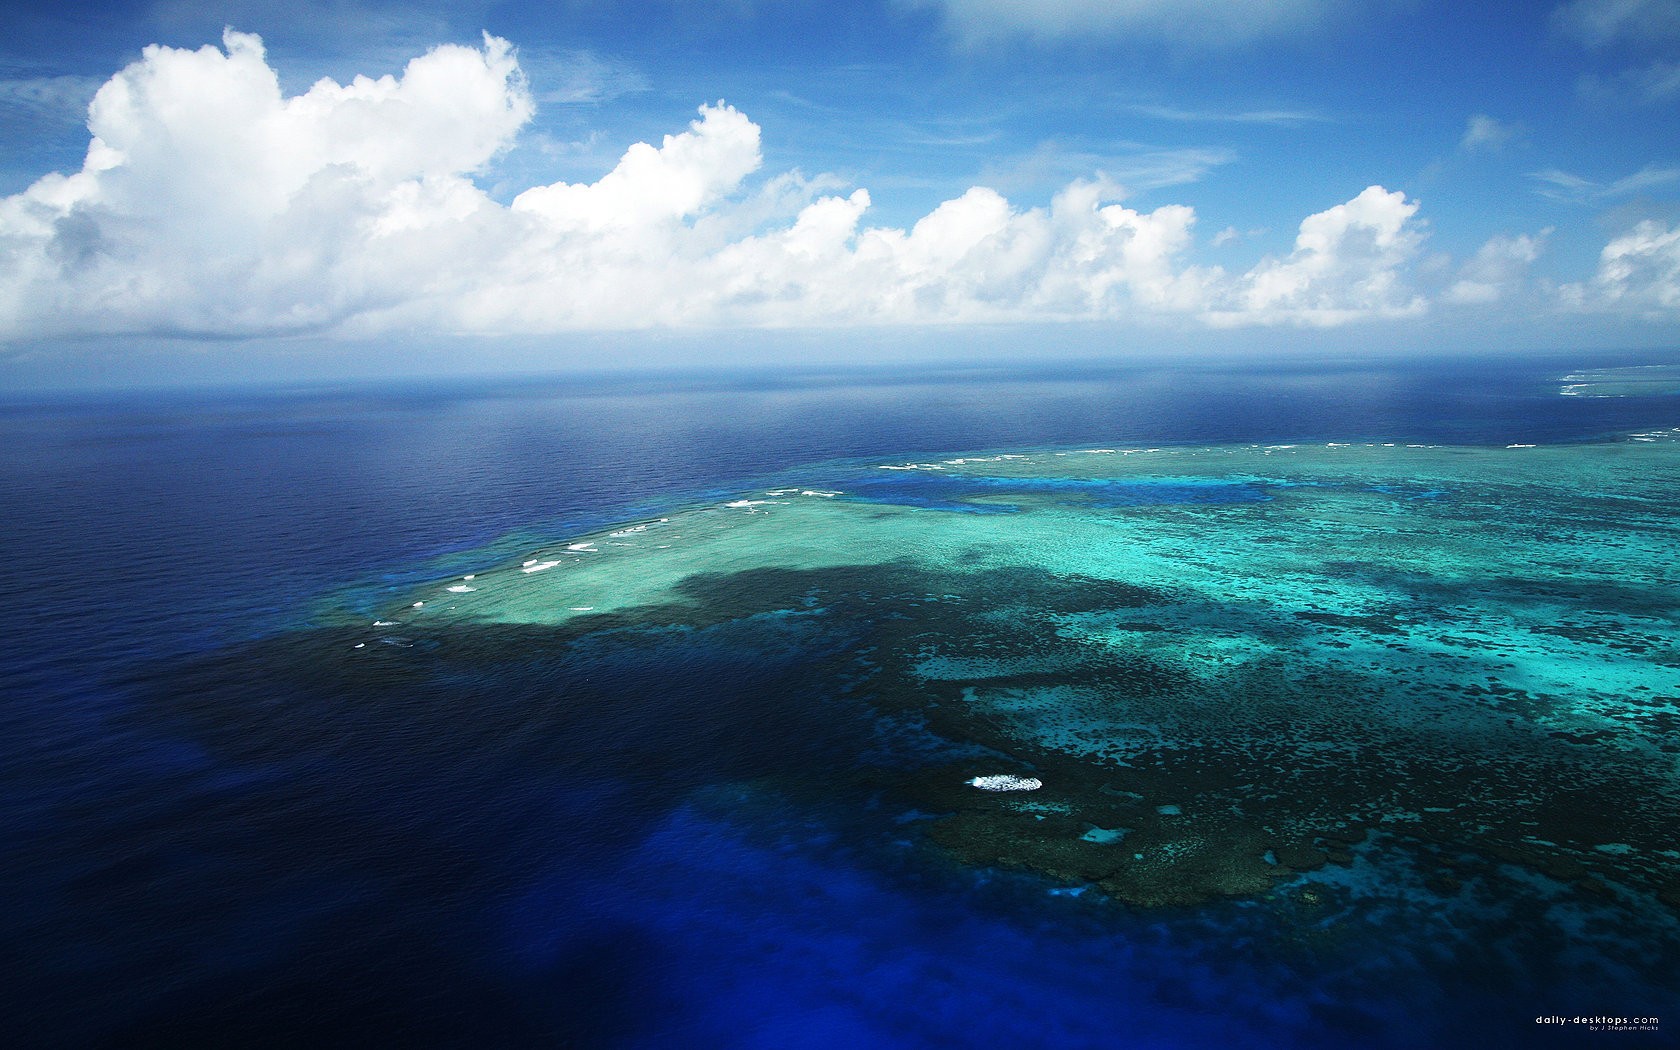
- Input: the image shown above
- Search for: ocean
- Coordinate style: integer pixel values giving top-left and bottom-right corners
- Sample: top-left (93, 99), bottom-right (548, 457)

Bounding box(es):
top-left (3, 350), bottom-right (1677, 1048)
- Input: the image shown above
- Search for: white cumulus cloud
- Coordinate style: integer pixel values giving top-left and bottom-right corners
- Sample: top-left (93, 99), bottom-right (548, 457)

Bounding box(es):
top-left (0, 31), bottom-right (1479, 342)
top-left (0, 29), bottom-right (532, 337)
top-left (513, 104), bottom-right (762, 231)
top-left (701, 180), bottom-right (1224, 324)
top-left (1562, 220), bottom-right (1680, 314)
top-left (1213, 186), bottom-right (1426, 326)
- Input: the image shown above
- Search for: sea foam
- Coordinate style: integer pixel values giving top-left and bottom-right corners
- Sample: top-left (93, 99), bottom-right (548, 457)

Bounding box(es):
top-left (967, 774), bottom-right (1043, 792)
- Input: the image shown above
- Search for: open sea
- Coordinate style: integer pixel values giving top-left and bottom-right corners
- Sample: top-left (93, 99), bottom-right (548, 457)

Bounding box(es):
top-left (3, 350), bottom-right (1679, 1048)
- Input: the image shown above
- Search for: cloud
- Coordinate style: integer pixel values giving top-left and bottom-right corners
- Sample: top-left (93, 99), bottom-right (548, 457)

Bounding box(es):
top-left (1124, 103), bottom-right (1327, 125)
top-left (515, 49), bottom-right (650, 105)
top-left (1555, 0), bottom-right (1680, 105)
top-left (1553, 0), bottom-right (1680, 50)
top-left (1, 31), bottom-right (1463, 341)
top-left (1528, 164), bottom-right (1680, 203)
top-left (1561, 220), bottom-right (1680, 314)
top-left (1578, 58), bottom-right (1680, 102)
top-left (1446, 231), bottom-right (1548, 304)
top-left (974, 141), bottom-right (1236, 197)
top-left (1459, 114), bottom-right (1517, 153)
top-left (697, 181), bottom-right (1222, 325)
top-left (905, 0), bottom-right (1336, 48)
top-left (1215, 186), bottom-right (1427, 326)
top-left (0, 30), bottom-right (531, 337)
top-left (0, 74), bottom-right (106, 119)
top-left (1630, 58), bottom-right (1680, 97)
top-left (512, 104), bottom-right (762, 230)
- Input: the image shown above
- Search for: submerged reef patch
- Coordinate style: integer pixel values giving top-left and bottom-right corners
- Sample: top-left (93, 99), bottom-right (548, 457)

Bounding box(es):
top-left (311, 442), bottom-right (1680, 910)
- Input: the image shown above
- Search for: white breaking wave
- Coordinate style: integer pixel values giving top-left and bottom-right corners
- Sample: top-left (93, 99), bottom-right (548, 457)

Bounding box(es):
top-left (446, 584), bottom-right (476, 592)
top-left (609, 519), bottom-right (669, 537)
top-left (967, 774), bottom-right (1043, 792)
top-left (522, 560), bottom-right (560, 573)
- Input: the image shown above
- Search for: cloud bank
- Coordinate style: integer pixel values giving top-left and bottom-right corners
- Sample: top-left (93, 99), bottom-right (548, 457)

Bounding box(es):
top-left (0, 31), bottom-right (1657, 342)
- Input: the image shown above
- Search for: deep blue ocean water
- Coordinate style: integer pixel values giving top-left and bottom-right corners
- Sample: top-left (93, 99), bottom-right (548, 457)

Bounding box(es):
top-left (3, 350), bottom-right (1678, 1048)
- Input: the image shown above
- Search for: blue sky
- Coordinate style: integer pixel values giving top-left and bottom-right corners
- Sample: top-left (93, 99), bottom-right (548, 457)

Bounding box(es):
top-left (1, 0), bottom-right (1677, 386)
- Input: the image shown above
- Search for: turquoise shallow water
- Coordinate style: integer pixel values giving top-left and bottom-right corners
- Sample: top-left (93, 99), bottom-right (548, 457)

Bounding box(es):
top-left (362, 438), bottom-right (1680, 918)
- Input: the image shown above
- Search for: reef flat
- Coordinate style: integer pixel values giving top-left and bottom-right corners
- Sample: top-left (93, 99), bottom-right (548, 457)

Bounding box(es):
top-left (354, 438), bottom-right (1680, 911)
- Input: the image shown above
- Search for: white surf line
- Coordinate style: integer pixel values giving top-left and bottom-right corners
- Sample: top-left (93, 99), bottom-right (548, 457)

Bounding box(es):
top-left (609, 518), bottom-right (670, 538)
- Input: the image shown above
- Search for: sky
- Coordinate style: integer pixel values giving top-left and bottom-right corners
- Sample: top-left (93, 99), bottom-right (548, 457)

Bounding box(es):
top-left (1, 0), bottom-right (1678, 388)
